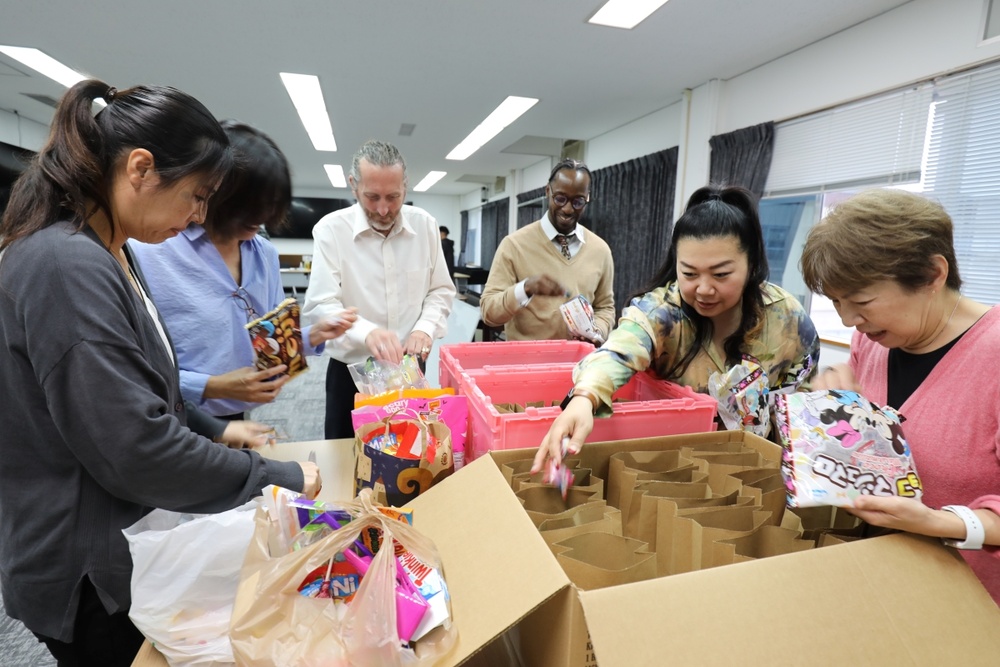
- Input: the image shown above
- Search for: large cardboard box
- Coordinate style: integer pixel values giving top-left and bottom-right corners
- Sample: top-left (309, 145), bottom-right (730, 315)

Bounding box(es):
top-left (134, 432), bottom-right (1000, 666)
top-left (407, 431), bottom-right (1000, 666)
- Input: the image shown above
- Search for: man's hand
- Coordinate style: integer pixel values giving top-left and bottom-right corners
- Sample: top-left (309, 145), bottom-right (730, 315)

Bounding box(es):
top-left (309, 308), bottom-right (358, 348)
top-left (525, 274), bottom-right (568, 298)
top-left (218, 420), bottom-right (274, 449)
top-left (204, 365), bottom-right (289, 403)
top-left (404, 330), bottom-right (433, 362)
top-left (366, 328), bottom-right (404, 364)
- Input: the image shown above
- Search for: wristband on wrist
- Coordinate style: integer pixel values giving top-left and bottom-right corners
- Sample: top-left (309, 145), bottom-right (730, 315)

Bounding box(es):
top-left (940, 505), bottom-right (985, 550)
top-left (560, 387), bottom-right (598, 414)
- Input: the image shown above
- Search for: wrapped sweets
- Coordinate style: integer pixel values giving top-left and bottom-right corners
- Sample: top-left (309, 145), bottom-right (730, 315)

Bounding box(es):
top-left (773, 390), bottom-right (922, 508)
top-left (708, 356), bottom-right (770, 437)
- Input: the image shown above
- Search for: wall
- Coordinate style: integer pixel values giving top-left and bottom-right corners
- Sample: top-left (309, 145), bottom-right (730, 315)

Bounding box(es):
top-left (584, 103), bottom-right (683, 173)
top-left (0, 108), bottom-right (48, 150)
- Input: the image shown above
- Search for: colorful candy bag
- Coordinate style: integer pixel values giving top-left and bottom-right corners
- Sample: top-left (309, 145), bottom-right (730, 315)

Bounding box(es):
top-left (246, 298), bottom-right (307, 378)
top-left (772, 390), bottom-right (922, 508)
top-left (708, 356), bottom-right (771, 437)
top-left (559, 294), bottom-right (603, 344)
top-left (348, 355), bottom-right (429, 396)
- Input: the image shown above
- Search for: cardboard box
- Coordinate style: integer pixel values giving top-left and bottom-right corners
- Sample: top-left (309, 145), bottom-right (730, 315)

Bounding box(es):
top-left (406, 431), bottom-right (1000, 666)
top-left (134, 432), bottom-right (1000, 666)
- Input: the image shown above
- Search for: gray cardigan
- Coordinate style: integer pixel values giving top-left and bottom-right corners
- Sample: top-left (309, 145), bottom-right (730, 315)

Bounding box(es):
top-left (0, 222), bottom-right (303, 642)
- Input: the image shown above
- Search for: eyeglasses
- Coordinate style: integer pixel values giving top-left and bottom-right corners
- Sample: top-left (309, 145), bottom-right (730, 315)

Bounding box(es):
top-left (232, 288), bottom-right (258, 322)
top-left (551, 193), bottom-right (589, 210)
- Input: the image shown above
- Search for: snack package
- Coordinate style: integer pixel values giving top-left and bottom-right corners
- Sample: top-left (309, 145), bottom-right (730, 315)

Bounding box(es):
top-left (773, 390), bottom-right (922, 508)
top-left (348, 355), bottom-right (429, 396)
top-left (559, 295), bottom-right (603, 344)
top-left (708, 356), bottom-right (770, 437)
top-left (246, 298), bottom-right (307, 378)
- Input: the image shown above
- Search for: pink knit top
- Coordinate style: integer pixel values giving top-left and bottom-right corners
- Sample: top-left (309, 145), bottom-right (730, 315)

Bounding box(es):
top-left (851, 306), bottom-right (1000, 604)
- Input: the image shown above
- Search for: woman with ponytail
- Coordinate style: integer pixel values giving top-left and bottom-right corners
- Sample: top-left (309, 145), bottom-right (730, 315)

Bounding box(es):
top-left (533, 184), bottom-right (819, 471)
top-left (0, 80), bottom-right (320, 665)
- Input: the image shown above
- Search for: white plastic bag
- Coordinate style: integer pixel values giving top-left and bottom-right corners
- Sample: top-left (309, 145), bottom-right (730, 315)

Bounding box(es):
top-left (123, 500), bottom-right (258, 667)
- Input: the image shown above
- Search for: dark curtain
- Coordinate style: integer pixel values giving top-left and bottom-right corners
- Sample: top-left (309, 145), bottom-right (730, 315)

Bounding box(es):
top-left (708, 121), bottom-right (774, 198)
top-left (581, 147), bottom-right (678, 315)
top-left (458, 209), bottom-right (469, 266)
top-left (479, 197), bottom-right (509, 269)
top-left (517, 186), bottom-right (546, 229)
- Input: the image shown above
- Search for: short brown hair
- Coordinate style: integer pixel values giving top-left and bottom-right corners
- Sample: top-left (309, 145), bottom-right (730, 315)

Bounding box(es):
top-left (801, 189), bottom-right (961, 296)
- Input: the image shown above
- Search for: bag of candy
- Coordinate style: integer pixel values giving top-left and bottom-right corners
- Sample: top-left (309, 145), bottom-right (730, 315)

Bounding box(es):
top-left (772, 389), bottom-right (922, 508)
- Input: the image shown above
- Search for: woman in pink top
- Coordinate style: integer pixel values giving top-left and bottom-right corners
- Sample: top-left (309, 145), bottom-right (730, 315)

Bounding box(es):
top-left (801, 189), bottom-right (1000, 604)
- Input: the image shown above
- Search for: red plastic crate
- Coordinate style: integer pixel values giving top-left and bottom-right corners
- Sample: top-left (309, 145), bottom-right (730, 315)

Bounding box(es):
top-left (438, 340), bottom-right (595, 392)
top-left (460, 364), bottom-right (718, 461)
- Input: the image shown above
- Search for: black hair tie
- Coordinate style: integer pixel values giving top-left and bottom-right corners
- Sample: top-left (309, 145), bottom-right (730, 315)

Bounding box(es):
top-left (104, 86), bottom-right (117, 103)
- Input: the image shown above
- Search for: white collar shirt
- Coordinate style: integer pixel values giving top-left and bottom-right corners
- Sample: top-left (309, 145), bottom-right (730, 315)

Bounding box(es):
top-left (302, 203), bottom-right (455, 364)
top-left (541, 212), bottom-right (586, 259)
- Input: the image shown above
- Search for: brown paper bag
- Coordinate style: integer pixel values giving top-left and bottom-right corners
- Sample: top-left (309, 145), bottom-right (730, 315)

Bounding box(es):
top-left (550, 532), bottom-right (655, 590)
top-left (516, 486), bottom-right (604, 527)
top-left (499, 457), bottom-right (581, 488)
top-left (537, 505), bottom-right (624, 545)
top-left (633, 488), bottom-right (751, 545)
top-left (607, 450), bottom-right (697, 512)
top-left (718, 469), bottom-right (788, 527)
top-left (514, 469), bottom-right (604, 498)
top-left (711, 525), bottom-right (815, 567)
top-left (654, 504), bottom-right (772, 575)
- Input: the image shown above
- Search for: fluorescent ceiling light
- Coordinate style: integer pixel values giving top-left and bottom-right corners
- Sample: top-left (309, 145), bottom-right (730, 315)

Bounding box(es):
top-left (280, 72), bottom-right (337, 151)
top-left (446, 96), bottom-right (538, 161)
top-left (324, 164), bottom-right (347, 188)
top-left (0, 45), bottom-right (104, 106)
top-left (413, 171), bottom-right (447, 192)
top-left (588, 0), bottom-right (670, 29)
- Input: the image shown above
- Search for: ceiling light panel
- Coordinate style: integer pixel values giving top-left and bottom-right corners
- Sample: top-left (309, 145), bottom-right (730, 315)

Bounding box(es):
top-left (446, 96), bottom-right (539, 161)
top-left (280, 72), bottom-right (337, 152)
top-left (324, 164), bottom-right (347, 188)
top-left (0, 46), bottom-right (105, 107)
top-left (413, 171), bottom-right (447, 192)
top-left (588, 0), bottom-right (670, 29)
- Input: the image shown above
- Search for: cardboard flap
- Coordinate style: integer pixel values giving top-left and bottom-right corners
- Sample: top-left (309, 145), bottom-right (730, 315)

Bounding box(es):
top-left (578, 534), bottom-right (1000, 667)
top-left (408, 455), bottom-right (569, 665)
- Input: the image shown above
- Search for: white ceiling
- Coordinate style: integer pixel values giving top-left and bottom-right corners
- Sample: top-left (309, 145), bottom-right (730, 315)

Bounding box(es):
top-left (0, 0), bottom-right (912, 196)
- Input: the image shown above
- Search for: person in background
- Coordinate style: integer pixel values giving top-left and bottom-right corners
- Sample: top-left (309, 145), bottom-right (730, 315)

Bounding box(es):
top-left (801, 189), bottom-right (1000, 604)
top-left (0, 80), bottom-right (320, 667)
top-left (533, 184), bottom-right (819, 471)
top-left (302, 140), bottom-right (455, 439)
top-left (480, 159), bottom-right (615, 342)
top-left (131, 120), bottom-right (356, 420)
top-left (440, 225), bottom-right (456, 277)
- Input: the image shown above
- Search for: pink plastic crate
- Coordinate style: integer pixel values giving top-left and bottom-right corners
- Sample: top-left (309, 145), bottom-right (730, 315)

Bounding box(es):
top-left (438, 340), bottom-right (595, 392)
top-left (460, 364), bottom-right (718, 461)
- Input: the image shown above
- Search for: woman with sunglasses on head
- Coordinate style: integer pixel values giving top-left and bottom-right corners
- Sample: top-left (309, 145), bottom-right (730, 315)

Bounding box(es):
top-left (0, 81), bottom-right (321, 666)
top-left (480, 158), bottom-right (616, 342)
top-left (533, 184), bottom-right (819, 472)
top-left (131, 121), bottom-right (356, 421)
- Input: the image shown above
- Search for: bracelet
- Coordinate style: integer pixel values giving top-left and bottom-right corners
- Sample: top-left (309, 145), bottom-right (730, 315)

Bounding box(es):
top-left (940, 505), bottom-right (985, 550)
top-left (559, 387), bottom-right (599, 414)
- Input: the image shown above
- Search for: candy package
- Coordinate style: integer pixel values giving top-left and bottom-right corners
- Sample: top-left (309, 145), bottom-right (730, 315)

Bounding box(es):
top-left (348, 355), bottom-right (429, 396)
top-left (773, 390), bottom-right (922, 508)
top-left (708, 356), bottom-right (770, 437)
top-left (559, 295), bottom-right (603, 344)
top-left (246, 298), bottom-right (307, 378)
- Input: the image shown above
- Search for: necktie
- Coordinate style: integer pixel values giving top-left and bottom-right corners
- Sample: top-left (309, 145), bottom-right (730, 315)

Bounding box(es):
top-left (555, 233), bottom-right (574, 260)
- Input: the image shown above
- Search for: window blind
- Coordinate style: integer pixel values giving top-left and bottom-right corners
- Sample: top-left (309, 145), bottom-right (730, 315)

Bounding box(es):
top-left (922, 62), bottom-right (1000, 305)
top-left (765, 86), bottom-right (932, 194)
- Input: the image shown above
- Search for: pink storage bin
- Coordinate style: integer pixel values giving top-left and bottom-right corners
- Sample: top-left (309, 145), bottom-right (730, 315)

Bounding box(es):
top-left (438, 340), bottom-right (595, 392)
top-left (460, 364), bottom-right (718, 461)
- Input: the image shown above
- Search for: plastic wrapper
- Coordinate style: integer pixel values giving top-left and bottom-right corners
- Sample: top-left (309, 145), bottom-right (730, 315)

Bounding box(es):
top-left (773, 389), bottom-right (923, 508)
top-left (348, 355), bottom-right (429, 396)
top-left (708, 356), bottom-right (770, 437)
top-left (231, 489), bottom-right (457, 667)
top-left (559, 295), bottom-right (603, 344)
top-left (246, 298), bottom-right (308, 378)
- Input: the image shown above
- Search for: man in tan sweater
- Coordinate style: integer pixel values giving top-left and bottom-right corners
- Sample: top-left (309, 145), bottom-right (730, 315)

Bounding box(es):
top-left (480, 159), bottom-right (615, 341)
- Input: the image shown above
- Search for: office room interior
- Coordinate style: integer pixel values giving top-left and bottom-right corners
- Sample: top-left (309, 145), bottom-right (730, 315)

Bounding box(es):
top-left (4, 0), bottom-right (1000, 367)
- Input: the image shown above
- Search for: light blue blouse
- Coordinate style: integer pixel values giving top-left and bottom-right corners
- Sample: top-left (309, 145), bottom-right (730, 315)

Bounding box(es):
top-left (130, 225), bottom-right (322, 416)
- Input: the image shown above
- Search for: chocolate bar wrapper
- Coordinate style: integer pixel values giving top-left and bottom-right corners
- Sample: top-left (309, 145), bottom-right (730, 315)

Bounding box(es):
top-left (246, 298), bottom-right (308, 379)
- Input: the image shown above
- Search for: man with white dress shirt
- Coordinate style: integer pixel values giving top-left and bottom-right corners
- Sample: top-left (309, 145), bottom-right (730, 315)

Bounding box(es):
top-left (303, 140), bottom-right (455, 439)
top-left (480, 159), bottom-right (615, 342)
